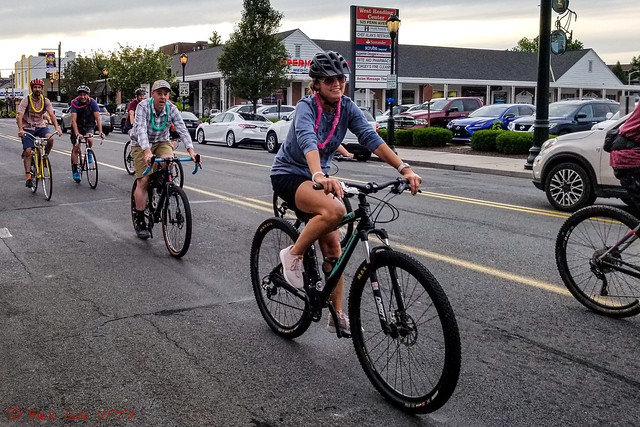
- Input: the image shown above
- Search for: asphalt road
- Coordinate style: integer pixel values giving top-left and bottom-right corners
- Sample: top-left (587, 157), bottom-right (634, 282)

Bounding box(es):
top-left (0, 119), bottom-right (638, 426)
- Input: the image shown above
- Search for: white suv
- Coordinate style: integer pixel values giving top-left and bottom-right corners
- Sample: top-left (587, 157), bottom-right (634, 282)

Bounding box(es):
top-left (532, 114), bottom-right (630, 211)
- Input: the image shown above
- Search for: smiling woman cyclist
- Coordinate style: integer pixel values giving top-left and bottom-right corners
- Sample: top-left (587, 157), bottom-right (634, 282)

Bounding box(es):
top-left (270, 50), bottom-right (422, 336)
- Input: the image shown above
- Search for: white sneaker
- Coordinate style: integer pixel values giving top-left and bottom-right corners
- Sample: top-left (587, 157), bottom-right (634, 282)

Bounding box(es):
top-left (328, 312), bottom-right (350, 336)
top-left (279, 245), bottom-right (304, 290)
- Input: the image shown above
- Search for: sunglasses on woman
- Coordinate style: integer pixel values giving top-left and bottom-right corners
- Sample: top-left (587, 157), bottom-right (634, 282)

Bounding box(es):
top-left (320, 75), bottom-right (346, 85)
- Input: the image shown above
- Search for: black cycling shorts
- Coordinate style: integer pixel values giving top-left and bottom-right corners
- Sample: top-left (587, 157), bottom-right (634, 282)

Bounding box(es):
top-left (271, 174), bottom-right (308, 214)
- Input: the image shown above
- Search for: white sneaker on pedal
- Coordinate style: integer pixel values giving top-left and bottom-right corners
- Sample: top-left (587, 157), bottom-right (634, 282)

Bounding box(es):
top-left (328, 312), bottom-right (350, 336)
top-left (279, 245), bottom-right (304, 290)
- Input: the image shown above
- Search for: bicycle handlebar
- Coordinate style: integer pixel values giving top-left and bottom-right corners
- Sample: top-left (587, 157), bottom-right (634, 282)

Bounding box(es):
top-left (313, 177), bottom-right (412, 195)
top-left (142, 154), bottom-right (201, 176)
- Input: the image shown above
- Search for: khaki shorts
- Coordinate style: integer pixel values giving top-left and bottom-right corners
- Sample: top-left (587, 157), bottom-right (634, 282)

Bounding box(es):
top-left (132, 141), bottom-right (174, 179)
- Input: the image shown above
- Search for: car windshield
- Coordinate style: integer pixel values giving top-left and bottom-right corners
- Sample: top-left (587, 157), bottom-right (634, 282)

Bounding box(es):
top-left (549, 103), bottom-right (580, 117)
top-left (468, 105), bottom-right (507, 118)
top-left (51, 102), bottom-right (68, 109)
top-left (413, 99), bottom-right (449, 112)
top-left (98, 105), bottom-right (108, 113)
top-left (361, 110), bottom-right (374, 121)
top-left (181, 112), bottom-right (198, 120)
top-left (239, 113), bottom-right (269, 122)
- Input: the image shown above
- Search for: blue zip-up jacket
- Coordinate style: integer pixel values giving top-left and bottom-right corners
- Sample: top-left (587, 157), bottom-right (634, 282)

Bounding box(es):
top-left (270, 94), bottom-right (384, 177)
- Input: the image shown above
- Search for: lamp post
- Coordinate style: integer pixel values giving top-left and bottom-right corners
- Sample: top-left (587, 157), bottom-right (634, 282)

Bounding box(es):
top-left (386, 14), bottom-right (400, 152)
top-left (4, 88), bottom-right (8, 117)
top-left (102, 68), bottom-right (108, 105)
top-left (180, 54), bottom-right (188, 111)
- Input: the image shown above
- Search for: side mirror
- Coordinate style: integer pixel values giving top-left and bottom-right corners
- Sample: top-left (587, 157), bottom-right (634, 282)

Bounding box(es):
top-left (447, 107), bottom-right (459, 113)
top-left (504, 113), bottom-right (515, 119)
top-left (575, 113), bottom-right (587, 120)
top-left (605, 112), bottom-right (613, 120)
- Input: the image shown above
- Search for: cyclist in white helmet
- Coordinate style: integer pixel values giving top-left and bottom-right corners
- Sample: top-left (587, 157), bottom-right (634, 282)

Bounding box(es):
top-left (69, 85), bottom-right (104, 182)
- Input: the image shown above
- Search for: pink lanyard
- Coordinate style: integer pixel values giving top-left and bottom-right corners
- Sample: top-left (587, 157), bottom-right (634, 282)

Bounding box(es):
top-left (71, 97), bottom-right (92, 109)
top-left (314, 92), bottom-right (341, 149)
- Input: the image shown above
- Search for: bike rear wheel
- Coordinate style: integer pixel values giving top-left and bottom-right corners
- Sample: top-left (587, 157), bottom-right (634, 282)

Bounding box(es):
top-left (349, 249), bottom-right (461, 413)
top-left (162, 185), bottom-right (192, 257)
top-left (124, 141), bottom-right (135, 175)
top-left (556, 205), bottom-right (640, 318)
top-left (42, 156), bottom-right (53, 201)
top-left (86, 148), bottom-right (98, 189)
top-left (250, 218), bottom-right (311, 338)
top-left (29, 154), bottom-right (38, 194)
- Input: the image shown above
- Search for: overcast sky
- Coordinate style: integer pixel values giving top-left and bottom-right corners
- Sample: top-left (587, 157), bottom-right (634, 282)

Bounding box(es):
top-left (2, 0), bottom-right (637, 77)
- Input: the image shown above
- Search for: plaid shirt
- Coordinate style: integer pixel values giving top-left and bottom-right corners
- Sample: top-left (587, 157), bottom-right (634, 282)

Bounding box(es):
top-left (131, 99), bottom-right (193, 151)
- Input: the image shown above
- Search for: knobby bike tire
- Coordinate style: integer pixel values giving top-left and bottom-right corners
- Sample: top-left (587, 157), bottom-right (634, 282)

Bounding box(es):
top-left (86, 148), bottom-right (98, 189)
top-left (162, 185), bottom-right (192, 257)
top-left (250, 217), bottom-right (311, 338)
top-left (556, 205), bottom-right (640, 318)
top-left (271, 193), bottom-right (353, 247)
top-left (170, 160), bottom-right (184, 188)
top-left (42, 156), bottom-right (53, 201)
top-left (348, 249), bottom-right (461, 413)
top-left (124, 141), bottom-right (135, 175)
top-left (30, 154), bottom-right (38, 194)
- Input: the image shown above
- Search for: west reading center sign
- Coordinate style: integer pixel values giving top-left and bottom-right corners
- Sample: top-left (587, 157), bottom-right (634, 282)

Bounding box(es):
top-left (350, 5), bottom-right (399, 89)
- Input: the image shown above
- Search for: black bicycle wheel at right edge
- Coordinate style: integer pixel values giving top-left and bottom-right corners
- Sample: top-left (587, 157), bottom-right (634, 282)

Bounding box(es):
top-left (162, 186), bottom-right (192, 257)
top-left (348, 249), bottom-right (461, 413)
top-left (556, 205), bottom-right (640, 318)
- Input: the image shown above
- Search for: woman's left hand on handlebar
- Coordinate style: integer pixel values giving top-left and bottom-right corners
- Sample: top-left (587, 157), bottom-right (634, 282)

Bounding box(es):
top-left (316, 175), bottom-right (344, 199)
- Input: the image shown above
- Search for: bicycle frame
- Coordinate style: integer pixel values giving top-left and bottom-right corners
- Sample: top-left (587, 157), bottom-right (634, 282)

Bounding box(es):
top-left (283, 179), bottom-right (407, 333)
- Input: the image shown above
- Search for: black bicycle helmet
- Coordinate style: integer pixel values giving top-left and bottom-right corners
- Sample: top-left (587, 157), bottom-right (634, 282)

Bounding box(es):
top-left (309, 51), bottom-right (350, 78)
top-left (77, 85), bottom-right (90, 94)
top-left (135, 87), bottom-right (146, 96)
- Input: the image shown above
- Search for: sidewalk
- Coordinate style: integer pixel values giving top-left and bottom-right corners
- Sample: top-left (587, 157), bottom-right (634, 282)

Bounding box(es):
top-left (374, 147), bottom-right (532, 179)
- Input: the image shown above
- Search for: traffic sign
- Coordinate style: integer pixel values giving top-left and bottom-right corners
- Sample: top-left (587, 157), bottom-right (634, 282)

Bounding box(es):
top-left (179, 82), bottom-right (189, 97)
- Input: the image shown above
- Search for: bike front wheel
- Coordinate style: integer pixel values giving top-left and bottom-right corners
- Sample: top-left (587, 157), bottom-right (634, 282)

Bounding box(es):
top-left (170, 160), bottom-right (184, 188)
top-left (250, 218), bottom-right (311, 338)
top-left (86, 149), bottom-right (98, 189)
top-left (162, 185), bottom-right (192, 257)
top-left (124, 141), bottom-right (135, 175)
top-left (556, 205), bottom-right (640, 318)
top-left (42, 156), bottom-right (53, 201)
top-left (349, 249), bottom-right (461, 413)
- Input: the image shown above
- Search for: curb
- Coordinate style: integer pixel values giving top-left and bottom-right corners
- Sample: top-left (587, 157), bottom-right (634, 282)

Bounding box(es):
top-left (369, 156), bottom-right (532, 179)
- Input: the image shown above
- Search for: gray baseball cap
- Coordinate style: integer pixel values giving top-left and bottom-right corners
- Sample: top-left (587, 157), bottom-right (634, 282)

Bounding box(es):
top-left (151, 80), bottom-right (171, 92)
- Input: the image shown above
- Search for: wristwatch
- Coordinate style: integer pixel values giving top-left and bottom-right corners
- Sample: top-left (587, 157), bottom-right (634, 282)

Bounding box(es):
top-left (397, 162), bottom-right (411, 173)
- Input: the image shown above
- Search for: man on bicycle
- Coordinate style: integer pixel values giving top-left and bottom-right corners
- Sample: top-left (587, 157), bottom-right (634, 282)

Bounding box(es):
top-left (16, 79), bottom-right (62, 188)
top-left (69, 85), bottom-right (105, 182)
top-left (609, 103), bottom-right (640, 206)
top-left (125, 88), bottom-right (146, 134)
top-left (130, 79), bottom-right (199, 239)
top-left (270, 51), bottom-right (421, 335)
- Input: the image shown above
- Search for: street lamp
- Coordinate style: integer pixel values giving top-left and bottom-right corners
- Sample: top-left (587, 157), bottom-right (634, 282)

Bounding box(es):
top-left (180, 54), bottom-right (188, 83)
top-left (386, 14), bottom-right (400, 152)
top-left (102, 67), bottom-right (108, 105)
top-left (628, 70), bottom-right (640, 87)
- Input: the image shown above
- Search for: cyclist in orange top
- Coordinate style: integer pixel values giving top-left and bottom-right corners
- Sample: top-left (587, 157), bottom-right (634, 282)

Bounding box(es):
top-left (16, 79), bottom-right (62, 188)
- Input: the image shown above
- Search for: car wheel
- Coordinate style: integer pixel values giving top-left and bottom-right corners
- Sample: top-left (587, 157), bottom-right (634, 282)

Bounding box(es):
top-left (354, 151), bottom-right (371, 162)
top-left (103, 128), bottom-right (110, 136)
top-left (196, 129), bottom-right (206, 144)
top-left (121, 119), bottom-right (127, 134)
top-left (544, 162), bottom-right (596, 212)
top-left (265, 131), bottom-right (279, 153)
top-left (61, 121), bottom-right (67, 133)
top-left (226, 131), bottom-right (237, 148)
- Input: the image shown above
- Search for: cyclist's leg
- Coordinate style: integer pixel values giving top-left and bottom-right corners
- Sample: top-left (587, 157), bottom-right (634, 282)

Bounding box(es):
top-left (291, 182), bottom-right (347, 255)
top-left (38, 127), bottom-right (54, 156)
top-left (615, 168), bottom-right (640, 210)
top-left (318, 231), bottom-right (344, 310)
top-left (21, 131), bottom-right (35, 185)
top-left (70, 132), bottom-right (81, 181)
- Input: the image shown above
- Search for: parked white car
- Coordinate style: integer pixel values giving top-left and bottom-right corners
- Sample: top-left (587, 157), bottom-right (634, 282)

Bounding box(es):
top-left (532, 113), bottom-right (630, 211)
top-left (264, 109), bottom-right (378, 161)
top-left (195, 111), bottom-right (271, 148)
top-left (256, 104), bottom-right (295, 120)
top-left (377, 104), bottom-right (418, 129)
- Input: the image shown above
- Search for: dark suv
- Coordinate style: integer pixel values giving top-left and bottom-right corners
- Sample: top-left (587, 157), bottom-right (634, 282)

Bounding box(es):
top-left (508, 99), bottom-right (619, 135)
top-left (394, 97), bottom-right (483, 129)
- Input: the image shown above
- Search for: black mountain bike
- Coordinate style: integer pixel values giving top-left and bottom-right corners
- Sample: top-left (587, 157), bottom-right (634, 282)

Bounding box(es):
top-left (251, 178), bottom-right (461, 413)
top-left (556, 204), bottom-right (640, 317)
top-left (130, 155), bottom-right (200, 257)
top-left (124, 140), bottom-right (184, 187)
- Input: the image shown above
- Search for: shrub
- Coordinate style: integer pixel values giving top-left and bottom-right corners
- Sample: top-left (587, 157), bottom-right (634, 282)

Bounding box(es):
top-left (395, 129), bottom-right (413, 146)
top-left (412, 127), bottom-right (451, 147)
top-left (496, 132), bottom-right (534, 154)
top-left (378, 128), bottom-right (388, 142)
top-left (470, 130), bottom-right (502, 151)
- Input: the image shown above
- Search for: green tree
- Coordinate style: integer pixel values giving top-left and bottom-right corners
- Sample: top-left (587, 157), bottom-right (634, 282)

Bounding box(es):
top-left (60, 52), bottom-right (110, 102)
top-left (511, 35), bottom-right (584, 52)
top-left (108, 45), bottom-right (174, 101)
top-left (217, 0), bottom-right (290, 112)
top-left (208, 30), bottom-right (223, 47)
top-left (611, 61), bottom-right (625, 83)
